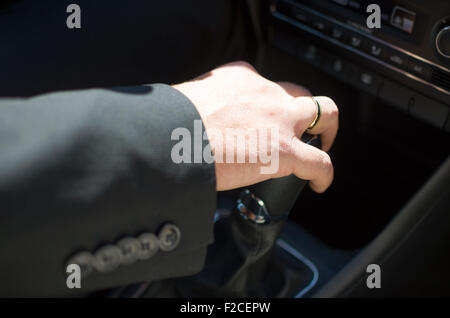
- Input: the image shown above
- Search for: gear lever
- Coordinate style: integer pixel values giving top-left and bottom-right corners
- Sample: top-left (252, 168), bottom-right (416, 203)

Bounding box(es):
top-left (177, 134), bottom-right (321, 297)
top-left (238, 133), bottom-right (321, 224)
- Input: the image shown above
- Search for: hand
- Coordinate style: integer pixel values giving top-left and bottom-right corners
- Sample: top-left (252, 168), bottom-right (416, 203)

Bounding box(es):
top-left (173, 61), bottom-right (339, 192)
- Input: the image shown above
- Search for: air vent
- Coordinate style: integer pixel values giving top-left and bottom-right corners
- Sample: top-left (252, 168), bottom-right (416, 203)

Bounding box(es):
top-left (430, 68), bottom-right (450, 92)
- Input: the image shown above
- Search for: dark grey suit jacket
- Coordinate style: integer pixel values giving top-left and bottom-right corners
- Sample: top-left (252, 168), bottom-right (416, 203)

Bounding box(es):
top-left (0, 84), bottom-right (217, 296)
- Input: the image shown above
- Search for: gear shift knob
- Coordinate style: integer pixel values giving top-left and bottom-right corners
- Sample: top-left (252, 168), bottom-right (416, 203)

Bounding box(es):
top-left (237, 133), bottom-right (321, 222)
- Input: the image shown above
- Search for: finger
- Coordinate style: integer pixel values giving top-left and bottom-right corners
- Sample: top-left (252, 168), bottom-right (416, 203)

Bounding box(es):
top-left (288, 96), bottom-right (319, 132)
top-left (306, 96), bottom-right (339, 152)
top-left (279, 82), bottom-right (339, 152)
top-left (278, 82), bottom-right (316, 131)
top-left (277, 81), bottom-right (312, 97)
top-left (289, 137), bottom-right (334, 193)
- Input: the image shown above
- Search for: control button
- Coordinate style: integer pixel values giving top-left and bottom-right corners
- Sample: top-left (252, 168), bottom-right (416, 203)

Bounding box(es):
top-left (362, 41), bottom-right (385, 59)
top-left (312, 20), bottom-right (327, 33)
top-left (406, 58), bottom-right (431, 80)
top-left (117, 237), bottom-right (141, 265)
top-left (349, 35), bottom-right (363, 48)
top-left (299, 44), bottom-right (328, 67)
top-left (304, 44), bottom-right (318, 60)
top-left (378, 80), bottom-right (413, 111)
top-left (435, 26), bottom-right (450, 59)
top-left (352, 70), bottom-right (382, 95)
top-left (369, 43), bottom-right (383, 58)
top-left (158, 224), bottom-right (181, 252)
top-left (66, 251), bottom-right (94, 278)
top-left (326, 57), bottom-right (357, 83)
top-left (384, 49), bottom-right (407, 68)
top-left (138, 233), bottom-right (160, 260)
top-left (93, 245), bottom-right (123, 272)
top-left (409, 95), bottom-right (449, 129)
top-left (330, 27), bottom-right (346, 41)
top-left (390, 6), bottom-right (416, 34)
top-left (332, 59), bottom-right (344, 73)
top-left (360, 72), bottom-right (374, 85)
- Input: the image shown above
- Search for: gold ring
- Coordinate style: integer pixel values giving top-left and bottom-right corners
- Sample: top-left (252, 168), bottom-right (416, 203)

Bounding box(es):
top-left (307, 96), bottom-right (321, 130)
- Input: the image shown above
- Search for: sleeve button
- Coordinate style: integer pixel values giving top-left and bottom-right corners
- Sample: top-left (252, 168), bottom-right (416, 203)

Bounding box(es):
top-left (158, 224), bottom-right (181, 252)
top-left (93, 245), bottom-right (123, 272)
top-left (117, 237), bottom-right (141, 265)
top-left (138, 233), bottom-right (160, 259)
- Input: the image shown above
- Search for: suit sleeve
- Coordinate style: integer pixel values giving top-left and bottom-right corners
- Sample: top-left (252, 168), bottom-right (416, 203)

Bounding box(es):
top-left (0, 84), bottom-right (217, 296)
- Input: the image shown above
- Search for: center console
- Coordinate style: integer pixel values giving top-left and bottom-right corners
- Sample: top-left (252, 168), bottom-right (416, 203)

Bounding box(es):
top-left (247, 0), bottom-right (450, 296)
top-left (268, 0), bottom-right (450, 131)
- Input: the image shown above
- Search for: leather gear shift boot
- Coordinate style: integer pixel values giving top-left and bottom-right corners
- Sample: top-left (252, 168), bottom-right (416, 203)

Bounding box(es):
top-left (176, 212), bottom-right (314, 298)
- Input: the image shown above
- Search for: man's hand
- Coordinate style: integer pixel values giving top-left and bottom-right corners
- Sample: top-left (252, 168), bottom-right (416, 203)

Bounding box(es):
top-left (173, 61), bottom-right (339, 192)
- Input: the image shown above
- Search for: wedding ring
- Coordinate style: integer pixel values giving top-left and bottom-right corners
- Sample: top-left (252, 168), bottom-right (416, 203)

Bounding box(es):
top-left (307, 96), bottom-right (321, 130)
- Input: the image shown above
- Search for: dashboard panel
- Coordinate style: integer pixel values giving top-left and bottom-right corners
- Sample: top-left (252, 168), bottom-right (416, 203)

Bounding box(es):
top-left (267, 0), bottom-right (450, 131)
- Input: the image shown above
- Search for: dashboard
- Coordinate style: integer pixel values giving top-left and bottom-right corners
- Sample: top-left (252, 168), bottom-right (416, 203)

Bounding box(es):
top-left (266, 0), bottom-right (450, 132)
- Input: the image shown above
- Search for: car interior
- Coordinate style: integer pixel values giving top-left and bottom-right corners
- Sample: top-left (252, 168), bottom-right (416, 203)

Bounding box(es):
top-left (2, 0), bottom-right (449, 298)
top-left (106, 0), bottom-right (450, 298)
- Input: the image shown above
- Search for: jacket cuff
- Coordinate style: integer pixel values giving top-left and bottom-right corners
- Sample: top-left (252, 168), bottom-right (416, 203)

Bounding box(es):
top-left (66, 84), bottom-right (218, 294)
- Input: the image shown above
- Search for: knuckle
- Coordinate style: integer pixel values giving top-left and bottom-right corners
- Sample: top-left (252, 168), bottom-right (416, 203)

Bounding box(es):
top-left (257, 82), bottom-right (279, 97)
top-left (320, 152), bottom-right (334, 178)
top-left (298, 85), bottom-right (312, 96)
top-left (282, 136), bottom-right (295, 157)
top-left (230, 60), bottom-right (256, 72)
top-left (321, 96), bottom-right (335, 105)
top-left (294, 96), bottom-right (312, 112)
top-left (331, 103), bottom-right (339, 119)
top-left (312, 152), bottom-right (334, 193)
top-left (278, 81), bottom-right (312, 97)
top-left (322, 96), bottom-right (339, 117)
top-left (278, 137), bottom-right (298, 176)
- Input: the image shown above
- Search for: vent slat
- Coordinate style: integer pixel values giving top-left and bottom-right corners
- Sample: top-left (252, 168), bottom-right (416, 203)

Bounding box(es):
top-left (431, 69), bottom-right (450, 91)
